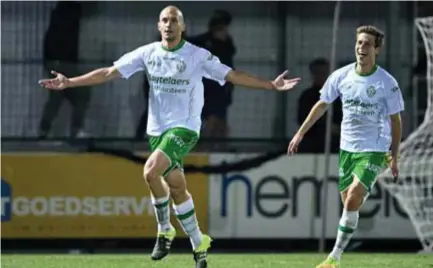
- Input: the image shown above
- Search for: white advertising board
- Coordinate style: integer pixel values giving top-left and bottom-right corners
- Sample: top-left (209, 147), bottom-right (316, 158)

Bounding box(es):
top-left (208, 154), bottom-right (417, 239)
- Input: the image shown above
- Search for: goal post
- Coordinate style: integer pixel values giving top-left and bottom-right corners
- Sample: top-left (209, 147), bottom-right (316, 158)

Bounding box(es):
top-left (377, 17), bottom-right (433, 253)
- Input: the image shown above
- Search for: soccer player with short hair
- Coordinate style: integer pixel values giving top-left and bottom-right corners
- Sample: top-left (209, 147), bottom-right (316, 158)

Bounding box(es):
top-left (39, 5), bottom-right (301, 268)
top-left (288, 25), bottom-right (404, 268)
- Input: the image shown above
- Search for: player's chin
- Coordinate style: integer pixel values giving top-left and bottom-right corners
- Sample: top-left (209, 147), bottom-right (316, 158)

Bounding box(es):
top-left (167, 35), bottom-right (177, 41)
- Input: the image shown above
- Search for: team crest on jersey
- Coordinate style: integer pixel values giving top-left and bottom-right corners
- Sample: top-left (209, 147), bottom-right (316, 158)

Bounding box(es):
top-left (366, 85), bottom-right (376, 97)
top-left (176, 60), bottom-right (186, 73)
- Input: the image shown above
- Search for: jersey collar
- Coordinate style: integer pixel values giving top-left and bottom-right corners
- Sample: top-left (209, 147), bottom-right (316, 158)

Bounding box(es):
top-left (354, 63), bottom-right (378, 77)
top-left (161, 39), bottom-right (186, 52)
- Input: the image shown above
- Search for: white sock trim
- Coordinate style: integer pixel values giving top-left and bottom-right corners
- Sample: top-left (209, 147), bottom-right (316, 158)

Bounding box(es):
top-left (151, 195), bottom-right (170, 205)
top-left (173, 197), bottom-right (194, 214)
top-left (340, 209), bottom-right (359, 229)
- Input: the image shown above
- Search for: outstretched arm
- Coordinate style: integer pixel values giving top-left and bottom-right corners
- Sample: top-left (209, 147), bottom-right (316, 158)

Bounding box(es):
top-left (201, 50), bottom-right (301, 91)
top-left (39, 45), bottom-right (148, 90)
top-left (68, 67), bottom-right (121, 87)
top-left (225, 70), bottom-right (300, 91)
top-left (39, 67), bottom-right (121, 90)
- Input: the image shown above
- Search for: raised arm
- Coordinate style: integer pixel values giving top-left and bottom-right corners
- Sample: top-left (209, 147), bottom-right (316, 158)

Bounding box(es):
top-left (39, 45), bottom-right (148, 90)
top-left (39, 67), bottom-right (121, 90)
top-left (201, 50), bottom-right (301, 91)
top-left (225, 70), bottom-right (300, 91)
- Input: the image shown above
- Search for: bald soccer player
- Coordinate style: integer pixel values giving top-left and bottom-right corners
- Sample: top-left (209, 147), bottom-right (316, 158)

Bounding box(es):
top-left (39, 6), bottom-right (301, 268)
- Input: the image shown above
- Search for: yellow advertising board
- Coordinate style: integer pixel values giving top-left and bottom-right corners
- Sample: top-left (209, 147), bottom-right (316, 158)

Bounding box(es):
top-left (1, 153), bottom-right (209, 238)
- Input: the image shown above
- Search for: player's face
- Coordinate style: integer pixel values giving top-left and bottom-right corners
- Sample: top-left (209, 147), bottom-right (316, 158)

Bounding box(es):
top-left (355, 33), bottom-right (379, 66)
top-left (158, 10), bottom-right (185, 42)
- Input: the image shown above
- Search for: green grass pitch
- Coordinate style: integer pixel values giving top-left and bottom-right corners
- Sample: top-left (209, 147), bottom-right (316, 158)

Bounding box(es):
top-left (2, 253), bottom-right (433, 268)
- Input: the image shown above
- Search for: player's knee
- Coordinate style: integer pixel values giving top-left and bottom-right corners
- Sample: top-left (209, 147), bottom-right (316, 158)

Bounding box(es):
top-left (143, 165), bottom-right (160, 184)
top-left (345, 181), bottom-right (366, 210)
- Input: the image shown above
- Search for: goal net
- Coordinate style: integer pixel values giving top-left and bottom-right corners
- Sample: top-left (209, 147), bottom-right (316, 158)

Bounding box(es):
top-left (378, 17), bottom-right (433, 253)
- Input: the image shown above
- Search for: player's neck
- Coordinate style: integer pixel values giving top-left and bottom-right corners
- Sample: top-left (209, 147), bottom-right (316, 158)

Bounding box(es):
top-left (161, 38), bottom-right (185, 52)
top-left (355, 62), bottom-right (378, 76)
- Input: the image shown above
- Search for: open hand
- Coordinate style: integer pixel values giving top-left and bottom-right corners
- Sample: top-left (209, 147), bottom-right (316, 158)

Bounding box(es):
top-left (272, 70), bottom-right (301, 91)
top-left (38, 71), bottom-right (69, 90)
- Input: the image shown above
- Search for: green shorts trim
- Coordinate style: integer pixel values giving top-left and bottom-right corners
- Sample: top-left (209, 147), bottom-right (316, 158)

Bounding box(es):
top-left (149, 127), bottom-right (198, 177)
top-left (338, 149), bottom-right (388, 193)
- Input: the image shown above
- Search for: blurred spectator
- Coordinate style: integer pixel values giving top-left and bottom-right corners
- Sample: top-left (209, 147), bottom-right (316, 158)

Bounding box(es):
top-left (189, 10), bottom-right (236, 138)
top-left (135, 74), bottom-right (151, 140)
top-left (39, 2), bottom-right (91, 139)
top-left (297, 58), bottom-right (342, 153)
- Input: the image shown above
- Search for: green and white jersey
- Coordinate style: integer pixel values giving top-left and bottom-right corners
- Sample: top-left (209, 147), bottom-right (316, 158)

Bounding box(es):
top-left (320, 63), bottom-right (404, 153)
top-left (113, 40), bottom-right (232, 136)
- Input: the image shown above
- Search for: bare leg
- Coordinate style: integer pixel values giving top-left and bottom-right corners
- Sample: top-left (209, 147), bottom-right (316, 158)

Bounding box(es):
top-left (143, 150), bottom-right (172, 232)
top-left (166, 169), bottom-right (204, 250)
top-left (143, 150), bottom-right (171, 198)
top-left (329, 176), bottom-right (366, 260)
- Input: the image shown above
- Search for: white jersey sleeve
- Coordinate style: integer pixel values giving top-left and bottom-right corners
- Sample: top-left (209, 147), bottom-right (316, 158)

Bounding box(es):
top-left (200, 49), bottom-right (232, 86)
top-left (319, 72), bottom-right (340, 104)
top-left (384, 78), bottom-right (405, 115)
top-left (113, 45), bottom-right (150, 79)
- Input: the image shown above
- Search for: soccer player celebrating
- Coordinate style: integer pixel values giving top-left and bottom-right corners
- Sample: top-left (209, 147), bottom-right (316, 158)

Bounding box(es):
top-left (288, 25), bottom-right (404, 268)
top-left (39, 5), bottom-right (301, 268)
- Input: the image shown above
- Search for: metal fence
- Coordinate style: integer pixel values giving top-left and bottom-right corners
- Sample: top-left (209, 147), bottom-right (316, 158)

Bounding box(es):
top-left (1, 1), bottom-right (418, 140)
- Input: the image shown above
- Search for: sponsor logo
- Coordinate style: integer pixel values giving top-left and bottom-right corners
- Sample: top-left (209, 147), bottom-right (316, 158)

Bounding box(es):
top-left (148, 75), bottom-right (190, 86)
top-left (219, 173), bottom-right (409, 219)
top-left (1, 179), bottom-right (154, 221)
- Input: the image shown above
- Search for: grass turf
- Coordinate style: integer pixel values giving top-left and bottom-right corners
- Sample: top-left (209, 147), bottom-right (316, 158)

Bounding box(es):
top-left (2, 253), bottom-right (433, 268)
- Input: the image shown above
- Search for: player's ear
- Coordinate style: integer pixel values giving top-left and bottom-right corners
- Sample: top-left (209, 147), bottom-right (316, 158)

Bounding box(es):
top-left (375, 46), bottom-right (381, 56)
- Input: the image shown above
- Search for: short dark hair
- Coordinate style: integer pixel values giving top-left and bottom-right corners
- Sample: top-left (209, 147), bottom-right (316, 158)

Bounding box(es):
top-left (309, 58), bottom-right (329, 73)
top-left (208, 10), bottom-right (232, 29)
top-left (356, 25), bottom-right (384, 48)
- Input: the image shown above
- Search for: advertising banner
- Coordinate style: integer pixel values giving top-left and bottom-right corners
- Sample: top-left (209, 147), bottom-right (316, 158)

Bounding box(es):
top-left (1, 153), bottom-right (208, 238)
top-left (209, 154), bottom-right (416, 239)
